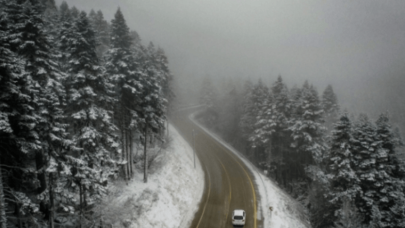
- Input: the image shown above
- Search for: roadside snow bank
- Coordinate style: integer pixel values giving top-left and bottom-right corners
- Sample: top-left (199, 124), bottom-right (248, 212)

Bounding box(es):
top-left (106, 124), bottom-right (204, 228)
top-left (191, 114), bottom-right (310, 228)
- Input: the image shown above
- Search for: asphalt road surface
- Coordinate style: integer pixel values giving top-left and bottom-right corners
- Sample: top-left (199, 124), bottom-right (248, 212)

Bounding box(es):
top-left (172, 109), bottom-right (263, 228)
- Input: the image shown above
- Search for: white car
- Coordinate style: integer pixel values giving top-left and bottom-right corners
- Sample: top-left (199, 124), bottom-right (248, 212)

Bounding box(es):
top-left (232, 209), bottom-right (246, 227)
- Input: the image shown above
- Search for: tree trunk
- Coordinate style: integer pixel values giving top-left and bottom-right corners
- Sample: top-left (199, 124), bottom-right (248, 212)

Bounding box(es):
top-left (16, 203), bottom-right (22, 228)
top-left (48, 173), bottom-right (54, 228)
top-left (79, 183), bottom-right (83, 228)
top-left (143, 126), bottom-right (148, 183)
top-left (35, 151), bottom-right (47, 194)
top-left (83, 187), bottom-right (87, 210)
top-left (126, 129), bottom-right (130, 180)
top-left (121, 126), bottom-right (127, 181)
top-left (129, 130), bottom-right (133, 178)
top-left (0, 166), bottom-right (7, 228)
top-left (166, 119), bottom-right (169, 138)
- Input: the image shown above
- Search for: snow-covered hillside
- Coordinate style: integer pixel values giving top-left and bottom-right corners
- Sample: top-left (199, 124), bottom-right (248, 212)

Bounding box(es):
top-left (102, 125), bottom-right (204, 228)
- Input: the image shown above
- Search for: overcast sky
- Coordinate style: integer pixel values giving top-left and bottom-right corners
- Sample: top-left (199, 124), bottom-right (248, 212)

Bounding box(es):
top-left (56, 0), bottom-right (405, 117)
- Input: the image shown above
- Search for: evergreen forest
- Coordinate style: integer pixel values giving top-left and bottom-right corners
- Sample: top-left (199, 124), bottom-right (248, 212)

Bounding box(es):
top-left (0, 0), bottom-right (172, 227)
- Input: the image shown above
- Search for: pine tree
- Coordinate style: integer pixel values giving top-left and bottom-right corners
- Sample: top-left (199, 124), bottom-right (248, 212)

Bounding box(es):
top-left (322, 84), bottom-right (339, 116)
top-left (105, 8), bottom-right (139, 181)
top-left (325, 114), bottom-right (362, 226)
top-left (326, 113), bottom-right (405, 227)
top-left (289, 82), bottom-right (325, 166)
top-left (58, 1), bottom-right (74, 71)
top-left (245, 79), bottom-right (269, 162)
top-left (250, 89), bottom-right (273, 150)
top-left (270, 76), bottom-right (293, 178)
top-left (239, 79), bottom-right (255, 154)
top-left (217, 86), bottom-right (241, 142)
top-left (334, 197), bottom-right (365, 228)
top-left (351, 114), bottom-right (405, 227)
top-left (351, 114), bottom-right (378, 223)
top-left (89, 10), bottom-right (110, 58)
top-left (2, 1), bottom-right (70, 226)
top-left (155, 47), bottom-right (174, 136)
top-left (61, 10), bottom-right (119, 226)
top-left (141, 43), bottom-right (168, 135)
top-left (59, 1), bottom-right (70, 21)
top-left (70, 6), bottom-right (79, 18)
top-left (322, 84), bottom-right (339, 131)
top-left (328, 114), bottom-right (360, 203)
top-left (373, 114), bottom-right (405, 227)
top-left (0, 6), bottom-right (27, 227)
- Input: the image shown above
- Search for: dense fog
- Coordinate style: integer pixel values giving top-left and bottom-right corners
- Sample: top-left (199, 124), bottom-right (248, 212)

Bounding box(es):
top-left (57, 0), bottom-right (405, 132)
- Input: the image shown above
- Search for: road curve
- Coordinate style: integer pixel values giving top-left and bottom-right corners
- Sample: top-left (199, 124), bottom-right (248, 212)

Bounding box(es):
top-left (172, 110), bottom-right (262, 228)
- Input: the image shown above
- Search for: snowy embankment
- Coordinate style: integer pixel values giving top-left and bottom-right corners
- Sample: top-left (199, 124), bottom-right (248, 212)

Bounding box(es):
top-left (191, 114), bottom-right (310, 228)
top-left (104, 124), bottom-right (204, 228)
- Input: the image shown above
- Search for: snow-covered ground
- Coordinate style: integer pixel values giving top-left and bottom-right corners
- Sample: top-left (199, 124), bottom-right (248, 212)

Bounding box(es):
top-left (191, 114), bottom-right (311, 228)
top-left (103, 124), bottom-right (204, 228)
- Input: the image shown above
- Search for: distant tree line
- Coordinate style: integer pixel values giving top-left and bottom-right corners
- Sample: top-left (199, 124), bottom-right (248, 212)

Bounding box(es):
top-left (0, 0), bottom-right (172, 227)
top-left (196, 75), bottom-right (405, 227)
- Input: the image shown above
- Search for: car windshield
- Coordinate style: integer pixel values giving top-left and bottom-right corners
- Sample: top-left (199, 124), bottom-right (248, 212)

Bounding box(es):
top-left (234, 216), bottom-right (243, 220)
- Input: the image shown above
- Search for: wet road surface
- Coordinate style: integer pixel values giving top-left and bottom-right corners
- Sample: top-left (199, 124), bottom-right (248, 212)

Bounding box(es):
top-left (172, 110), bottom-right (262, 228)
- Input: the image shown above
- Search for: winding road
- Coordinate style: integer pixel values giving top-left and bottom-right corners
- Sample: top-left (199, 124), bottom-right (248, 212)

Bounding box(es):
top-left (172, 109), bottom-right (263, 228)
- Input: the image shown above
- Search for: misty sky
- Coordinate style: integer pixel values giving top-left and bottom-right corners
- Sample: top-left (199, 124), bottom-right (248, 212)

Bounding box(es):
top-left (56, 0), bottom-right (405, 117)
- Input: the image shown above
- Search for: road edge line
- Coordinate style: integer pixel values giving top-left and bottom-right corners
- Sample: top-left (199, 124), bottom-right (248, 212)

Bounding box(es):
top-left (196, 164), bottom-right (211, 228)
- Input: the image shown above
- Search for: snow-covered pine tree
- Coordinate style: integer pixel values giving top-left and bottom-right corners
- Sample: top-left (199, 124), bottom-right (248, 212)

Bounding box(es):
top-left (41, 0), bottom-right (56, 11)
top-left (2, 1), bottom-right (71, 226)
top-left (41, 0), bottom-right (59, 42)
top-left (333, 197), bottom-right (365, 228)
top-left (88, 9), bottom-right (110, 59)
top-left (0, 6), bottom-right (29, 227)
top-left (350, 114), bottom-right (395, 226)
top-left (328, 114), bottom-right (360, 201)
top-left (58, 1), bottom-right (74, 71)
top-left (326, 114), bottom-right (361, 223)
top-left (373, 114), bottom-right (405, 227)
top-left (155, 47), bottom-right (173, 104)
top-left (245, 79), bottom-right (269, 163)
top-left (217, 85), bottom-right (241, 143)
top-left (250, 85), bottom-right (272, 149)
top-left (89, 9), bottom-right (96, 20)
top-left (288, 82), bottom-right (325, 177)
top-left (70, 6), bottom-right (79, 18)
top-left (271, 76), bottom-right (291, 122)
top-left (268, 76), bottom-right (292, 176)
top-left (61, 10), bottom-right (119, 226)
top-left (322, 84), bottom-right (339, 131)
top-left (155, 47), bottom-right (174, 136)
top-left (59, 1), bottom-right (70, 21)
top-left (249, 89), bottom-right (273, 167)
top-left (140, 42), bottom-right (167, 139)
top-left (105, 8), bottom-right (140, 181)
top-left (351, 115), bottom-right (378, 224)
top-left (239, 79), bottom-right (255, 154)
top-left (322, 84), bottom-right (339, 116)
